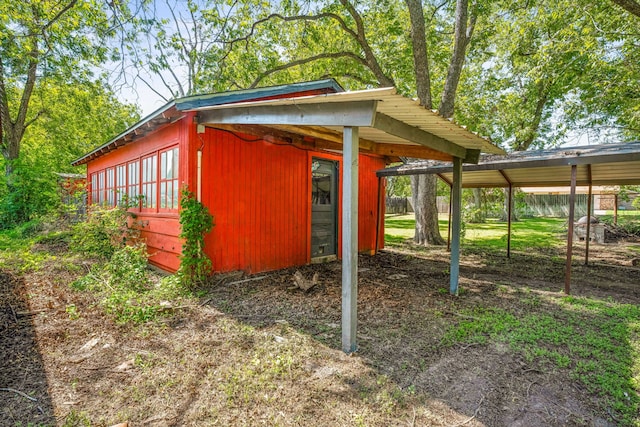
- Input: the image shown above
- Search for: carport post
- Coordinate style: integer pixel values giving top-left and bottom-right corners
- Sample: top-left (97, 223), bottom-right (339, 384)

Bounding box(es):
top-left (507, 184), bottom-right (513, 258)
top-left (565, 165), bottom-right (577, 295)
top-left (447, 184), bottom-right (453, 252)
top-left (450, 157), bottom-right (463, 295)
top-left (342, 126), bottom-right (359, 353)
top-left (585, 167), bottom-right (593, 266)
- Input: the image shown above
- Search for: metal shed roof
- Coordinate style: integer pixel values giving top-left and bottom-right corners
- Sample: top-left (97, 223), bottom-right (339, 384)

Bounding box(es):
top-left (194, 87), bottom-right (504, 160)
top-left (377, 142), bottom-right (640, 187)
top-left (72, 79), bottom-right (344, 166)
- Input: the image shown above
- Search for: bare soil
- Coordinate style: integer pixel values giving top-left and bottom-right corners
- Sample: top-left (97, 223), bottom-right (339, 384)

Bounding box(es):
top-left (1, 239), bottom-right (638, 426)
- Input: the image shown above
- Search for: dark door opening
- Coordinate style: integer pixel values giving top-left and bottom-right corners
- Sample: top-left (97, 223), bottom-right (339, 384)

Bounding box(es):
top-left (311, 158), bottom-right (338, 259)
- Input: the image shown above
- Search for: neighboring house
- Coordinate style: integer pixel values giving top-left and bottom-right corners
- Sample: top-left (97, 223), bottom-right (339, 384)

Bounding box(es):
top-left (55, 172), bottom-right (87, 220)
top-left (72, 80), bottom-right (386, 273)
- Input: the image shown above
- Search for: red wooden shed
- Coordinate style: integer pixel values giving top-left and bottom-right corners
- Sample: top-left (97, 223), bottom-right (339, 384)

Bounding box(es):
top-left (73, 80), bottom-right (386, 273)
top-left (74, 79), bottom-right (503, 353)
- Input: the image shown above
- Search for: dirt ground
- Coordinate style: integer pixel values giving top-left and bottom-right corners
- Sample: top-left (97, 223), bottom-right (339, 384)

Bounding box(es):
top-left (1, 238), bottom-right (639, 426)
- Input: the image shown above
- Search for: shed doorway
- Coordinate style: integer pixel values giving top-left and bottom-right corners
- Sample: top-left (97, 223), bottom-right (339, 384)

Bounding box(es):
top-left (311, 158), bottom-right (338, 260)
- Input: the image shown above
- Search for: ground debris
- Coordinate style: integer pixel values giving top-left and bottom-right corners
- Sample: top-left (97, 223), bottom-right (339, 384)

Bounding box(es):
top-left (291, 270), bottom-right (319, 292)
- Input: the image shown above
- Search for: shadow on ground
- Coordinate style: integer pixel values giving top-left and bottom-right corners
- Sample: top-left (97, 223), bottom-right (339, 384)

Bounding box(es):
top-left (1, 271), bottom-right (55, 426)
top-left (202, 247), bottom-right (635, 426)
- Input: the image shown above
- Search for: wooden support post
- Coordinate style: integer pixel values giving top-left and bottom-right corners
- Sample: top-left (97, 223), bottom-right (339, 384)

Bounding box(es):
top-left (507, 184), bottom-right (513, 259)
top-left (614, 194), bottom-right (618, 225)
top-left (585, 166), bottom-right (593, 266)
top-left (447, 184), bottom-right (453, 252)
top-left (565, 165), bottom-right (577, 295)
top-left (342, 126), bottom-right (359, 353)
top-left (450, 157), bottom-right (462, 296)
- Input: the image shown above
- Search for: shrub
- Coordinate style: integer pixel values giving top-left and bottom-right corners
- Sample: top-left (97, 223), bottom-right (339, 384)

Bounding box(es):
top-left (70, 203), bottom-right (139, 259)
top-left (71, 243), bottom-right (183, 324)
top-left (178, 188), bottom-right (214, 288)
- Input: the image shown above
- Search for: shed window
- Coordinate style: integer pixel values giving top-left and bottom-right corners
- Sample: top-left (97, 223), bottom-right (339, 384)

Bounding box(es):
top-left (116, 164), bottom-right (127, 205)
top-left (141, 154), bottom-right (157, 209)
top-left (90, 170), bottom-right (106, 205)
top-left (160, 147), bottom-right (179, 210)
top-left (127, 161), bottom-right (140, 205)
top-left (105, 168), bottom-right (115, 206)
top-left (90, 173), bottom-right (99, 205)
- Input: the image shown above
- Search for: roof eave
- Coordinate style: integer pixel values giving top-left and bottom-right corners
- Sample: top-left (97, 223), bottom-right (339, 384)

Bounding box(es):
top-left (71, 101), bottom-right (180, 166)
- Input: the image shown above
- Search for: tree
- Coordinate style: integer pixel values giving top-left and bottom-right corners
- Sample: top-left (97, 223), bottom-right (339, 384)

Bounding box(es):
top-left (116, 0), bottom-right (265, 101)
top-left (405, 0), bottom-right (488, 244)
top-left (0, 81), bottom-right (138, 226)
top-left (216, 0), bottom-right (488, 244)
top-left (0, 0), bottom-right (124, 194)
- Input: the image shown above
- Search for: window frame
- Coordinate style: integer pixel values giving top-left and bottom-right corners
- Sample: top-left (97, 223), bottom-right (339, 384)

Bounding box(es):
top-left (127, 160), bottom-right (141, 210)
top-left (115, 163), bottom-right (127, 206)
top-left (159, 146), bottom-right (180, 212)
top-left (141, 153), bottom-right (158, 211)
top-left (89, 144), bottom-right (180, 215)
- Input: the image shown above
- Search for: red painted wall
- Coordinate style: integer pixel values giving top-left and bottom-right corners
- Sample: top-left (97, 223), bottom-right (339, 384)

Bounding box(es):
top-left (200, 127), bottom-right (386, 274)
top-left (86, 120), bottom-right (188, 271)
top-left (85, 94), bottom-right (387, 274)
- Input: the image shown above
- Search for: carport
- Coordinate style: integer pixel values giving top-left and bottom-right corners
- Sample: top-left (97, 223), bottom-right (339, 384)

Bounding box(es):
top-left (378, 142), bottom-right (640, 295)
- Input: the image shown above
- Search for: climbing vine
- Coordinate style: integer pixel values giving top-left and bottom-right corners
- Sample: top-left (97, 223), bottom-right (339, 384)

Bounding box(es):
top-left (178, 187), bottom-right (214, 287)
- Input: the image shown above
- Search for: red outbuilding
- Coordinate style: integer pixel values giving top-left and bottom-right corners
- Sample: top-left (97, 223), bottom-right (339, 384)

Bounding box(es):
top-left (73, 80), bottom-right (387, 273)
top-left (74, 79), bottom-right (502, 352)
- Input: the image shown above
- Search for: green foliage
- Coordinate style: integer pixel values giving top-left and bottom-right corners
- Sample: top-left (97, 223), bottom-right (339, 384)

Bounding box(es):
top-left (178, 188), bottom-right (214, 288)
top-left (385, 175), bottom-right (411, 198)
top-left (72, 243), bottom-right (186, 324)
top-left (0, 159), bottom-right (60, 228)
top-left (0, 80), bottom-right (139, 228)
top-left (442, 298), bottom-right (640, 425)
top-left (71, 203), bottom-right (140, 259)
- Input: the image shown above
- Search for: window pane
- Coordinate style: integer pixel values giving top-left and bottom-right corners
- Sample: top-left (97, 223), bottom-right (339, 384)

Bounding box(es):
top-left (141, 155), bottom-right (157, 208)
top-left (158, 147), bottom-right (179, 210)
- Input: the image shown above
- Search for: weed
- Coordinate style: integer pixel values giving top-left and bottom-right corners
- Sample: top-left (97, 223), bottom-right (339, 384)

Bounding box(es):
top-left (61, 410), bottom-right (91, 427)
top-left (65, 304), bottom-right (80, 320)
top-left (71, 203), bottom-right (140, 259)
top-left (178, 188), bottom-right (214, 288)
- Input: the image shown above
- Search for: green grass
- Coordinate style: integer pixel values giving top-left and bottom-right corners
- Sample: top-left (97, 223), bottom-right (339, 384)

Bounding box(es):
top-left (386, 213), bottom-right (640, 424)
top-left (385, 214), bottom-right (568, 251)
top-left (0, 221), bottom-right (56, 272)
top-left (443, 296), bottom-right (640, 425)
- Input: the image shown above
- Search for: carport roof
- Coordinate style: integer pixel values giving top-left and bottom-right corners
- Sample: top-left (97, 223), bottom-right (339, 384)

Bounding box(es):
top-left (377, 142), bottom-right (640, 187)
top-left (194, 87), bottom-right (504, 162)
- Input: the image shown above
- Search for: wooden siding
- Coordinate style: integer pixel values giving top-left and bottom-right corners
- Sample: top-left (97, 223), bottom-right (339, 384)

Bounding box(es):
top-left (86, 109), bottom-right (386, 275)
top-left (201, 127), bottom-right (386, 274)
top-left (201, 129), bottom-right (309, 273)
top-left (87, 120), bottom-right (187, 272)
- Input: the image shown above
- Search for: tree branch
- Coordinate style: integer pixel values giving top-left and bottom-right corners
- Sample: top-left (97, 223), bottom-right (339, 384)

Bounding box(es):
top-left (41, 0), bottom-right (78, 32)
top-left (227, 12), bottom-right (360, 49)
top-left (439, 0), bottom-right (476, 118)
top-left (405, 0), bottom-right (433, 108)
top-left (611, 0), bottom-right (640, 18)
top-left (338, 0), bottom-right (395, 87)
top-left (249, 51), bottom-right (368, 88)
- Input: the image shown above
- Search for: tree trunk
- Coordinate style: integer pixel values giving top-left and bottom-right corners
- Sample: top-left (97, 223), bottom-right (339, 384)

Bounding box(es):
top-left (500, 188), bottom-right (518, 222)
top-left (411, 174), bottom-right (445, 245)
top-left (471, 187), bottom-right (484, 222)
top-left (439, 0), bottom-right (475, 118)
top-left (405, 0), bottom-right (432, 109)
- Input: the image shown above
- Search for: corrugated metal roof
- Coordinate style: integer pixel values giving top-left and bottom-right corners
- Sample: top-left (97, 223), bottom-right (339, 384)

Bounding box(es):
top-left (192, 87), bottom-right (504, 156)
top-left (377, 142), bottom-right (640, 188)
top-left (72, 79), bottom-right (344, 166)
top-left (175, 79), bottom-right (343, 110)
